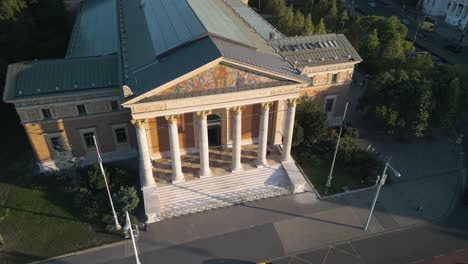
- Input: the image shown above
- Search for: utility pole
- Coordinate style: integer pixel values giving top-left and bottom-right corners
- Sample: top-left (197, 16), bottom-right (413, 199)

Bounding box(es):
top-left (459, 23), bottom-right (468, 44)
top-left (350, 0), bottom-right (355, 17)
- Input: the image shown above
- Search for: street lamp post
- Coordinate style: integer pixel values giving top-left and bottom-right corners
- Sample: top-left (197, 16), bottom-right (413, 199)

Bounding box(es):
top-left (93, 136), bottom-right (122, 231)
top-left (408, 0), bottom-right (424, 57)
top-left (363, 161), bottom-right (401, 231)
top-left (325, 102), bottom-right (349, 190)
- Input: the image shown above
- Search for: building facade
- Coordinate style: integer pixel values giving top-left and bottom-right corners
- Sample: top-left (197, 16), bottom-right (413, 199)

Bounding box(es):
top-left (424, 0), bottom-right (468, 29)
top-left (3, 0), bottom-right (362, 222)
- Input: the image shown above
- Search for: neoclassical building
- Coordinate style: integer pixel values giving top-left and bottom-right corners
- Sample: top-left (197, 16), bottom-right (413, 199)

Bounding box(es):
top-left (3, 0), bottom-right (362, 222)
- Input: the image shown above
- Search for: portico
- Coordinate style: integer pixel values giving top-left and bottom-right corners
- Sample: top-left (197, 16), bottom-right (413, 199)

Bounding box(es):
top-left (123, 72), bottom-right (306, 222)
top-left (130, 97), bottom-right (299, 187)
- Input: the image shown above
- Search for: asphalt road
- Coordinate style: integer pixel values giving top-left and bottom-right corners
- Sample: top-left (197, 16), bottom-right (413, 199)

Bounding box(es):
top-left (271, 206), bottom-right (468, 264)
top-left (87, 205), bottom-right (468, 264)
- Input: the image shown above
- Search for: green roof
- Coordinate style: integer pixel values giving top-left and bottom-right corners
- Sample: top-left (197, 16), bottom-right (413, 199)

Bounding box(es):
top-left (66, 0), bottom-right (118, 58)
top-left (4, 55), bottom-right (119, 101)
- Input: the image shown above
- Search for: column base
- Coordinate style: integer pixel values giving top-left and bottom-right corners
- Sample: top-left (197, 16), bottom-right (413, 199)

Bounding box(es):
top-left (199, 170), bottom-right (212, 178)
top-left (172, 178), bottom-right (186, 184)
top-left (141, 186), bottom-right (162, 223)
top-left (231, 166), bottom-right (243, 172)
top-left (255, 160), bottom-right (268, 168)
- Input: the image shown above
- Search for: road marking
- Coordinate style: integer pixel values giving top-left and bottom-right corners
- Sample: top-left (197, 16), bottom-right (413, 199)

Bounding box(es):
top-left (321, 247), bottom-right (332, 264)
top-left (455, 248), bottom-right (465, 252)
top-left (411, 260), bottom-right (424, 263)
top-left (349, 242), bottom-right (362, 259)
top-left (293, 255), bottom-right (314, 264)
top-left (434, 254), bottom-right (445, 258)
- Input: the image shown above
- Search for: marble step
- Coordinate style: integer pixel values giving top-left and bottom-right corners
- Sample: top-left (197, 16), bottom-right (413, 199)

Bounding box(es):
top-left (158, 166), bottom-right (289, 205)
top-left (161, 185), bottom-right (291, 219)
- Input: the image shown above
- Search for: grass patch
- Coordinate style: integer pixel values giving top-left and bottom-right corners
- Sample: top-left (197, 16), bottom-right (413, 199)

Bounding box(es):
top-left (0, 182), bottom-right (121, 263)
top-left (296, 154), bottom-right (373, 196)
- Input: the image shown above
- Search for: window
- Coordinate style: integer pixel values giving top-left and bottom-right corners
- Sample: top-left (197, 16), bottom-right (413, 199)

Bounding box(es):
top-left (49, 136), bottom-right (66, 152)
top-left (77, 104), bottom-right (87, 115)
top-left (83, 132), bottom-right (95, 148)
top-left (110, 100), bottom-right (119, 112)
top-left (42, 109), bottom-right (52, 119)
top-left (325, 97), bottom-right (335, 113)
top-left (114, 128), bottom-right (128, 144)
top-left (331, 73), bottom-right (338, 83)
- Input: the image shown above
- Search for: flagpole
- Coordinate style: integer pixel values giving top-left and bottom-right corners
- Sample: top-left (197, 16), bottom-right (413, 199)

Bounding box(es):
top-left (325, 102), bottom-right (349, 191)
top-left (93, 136), bottom-right (122, 231)
top-left (126, 211), bottom-right (141, 264)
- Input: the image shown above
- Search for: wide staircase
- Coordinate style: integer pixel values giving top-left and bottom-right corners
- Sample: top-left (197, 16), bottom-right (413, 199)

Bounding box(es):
top-left (158, 164), bottom-right (292, 219)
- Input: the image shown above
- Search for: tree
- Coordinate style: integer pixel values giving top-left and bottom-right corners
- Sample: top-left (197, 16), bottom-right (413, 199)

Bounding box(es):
top-left (326, 0), bottom-right (338, 30)
top-left (338, 10), bottom-right (349, 31)
top-left (366, 29), bottom-right (380, 58)
top-left (295, 97), bottom-right (328, 143)
top-left (360, 70), bottom-right (433, 138)
top-left (277, 5), bottom-right (294, 34)
top-left (316, 0), bottom-right (329, 16)
top-left (0, 0), bottom-right (26, 21)
top-left (113, 186), bottom-right (140, 214)
top-left (292, 10), bottom-right (305, 36)
top-left (303, 13), bottom-right (315, 35)
top-left (315, 18), bottom-right (327, 34)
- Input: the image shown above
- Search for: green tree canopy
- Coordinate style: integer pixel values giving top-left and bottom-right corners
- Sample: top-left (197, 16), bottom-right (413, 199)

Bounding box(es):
top-left (295, 97), bottom-right (328, 143)
top-left (292, 9), bottom-right (305, 35)
top-left (315, 17), bottom-right (327, 34)
top-left (278, 5), bottom-right (294, 34)
top-left (0, 0), bottom-right (26, 21)
top-left (359, 56), bottom-right (465, 138)
top-left (346, 15), bottom-right (411, 73)
top-left (326, 0), bottom-right (338, 30)
top-left (303, 13), bottom-right (315, 35)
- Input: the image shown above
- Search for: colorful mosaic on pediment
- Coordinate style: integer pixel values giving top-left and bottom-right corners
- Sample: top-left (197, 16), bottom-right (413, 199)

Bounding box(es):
top-left (160, 64), bottom-right (278, 95)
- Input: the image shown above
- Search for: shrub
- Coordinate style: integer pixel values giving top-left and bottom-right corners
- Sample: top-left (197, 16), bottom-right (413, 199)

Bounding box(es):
top-left (113, 186), bottom-right (140, 214)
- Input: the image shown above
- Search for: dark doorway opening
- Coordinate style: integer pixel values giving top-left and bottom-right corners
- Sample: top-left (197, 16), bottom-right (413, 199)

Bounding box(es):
top-left (207, 114), bottom-right (222, 147)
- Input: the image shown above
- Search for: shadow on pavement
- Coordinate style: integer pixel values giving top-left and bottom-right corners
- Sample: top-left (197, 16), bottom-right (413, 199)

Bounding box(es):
top-left (204, 259), bottom-right (255, 264)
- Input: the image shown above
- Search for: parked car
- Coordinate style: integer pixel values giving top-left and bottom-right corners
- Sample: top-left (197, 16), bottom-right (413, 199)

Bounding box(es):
top-left (368, 2), bottom-right (377, 7)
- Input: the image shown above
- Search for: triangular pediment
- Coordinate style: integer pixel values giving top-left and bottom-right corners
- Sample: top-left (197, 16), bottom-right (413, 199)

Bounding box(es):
top-left (124, 61), bottom-right (303, 105)
top-left (157, 63), bottom-right (293, 96)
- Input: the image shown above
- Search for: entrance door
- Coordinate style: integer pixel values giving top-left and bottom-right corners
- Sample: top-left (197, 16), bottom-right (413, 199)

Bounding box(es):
top-left (207, 114), bottom-right (222, 147)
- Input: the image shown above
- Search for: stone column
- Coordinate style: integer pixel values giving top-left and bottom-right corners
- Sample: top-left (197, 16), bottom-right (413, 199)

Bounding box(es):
top-left (197, 111), bottom-right (211, 177)
top-left (282, 98), bottom-right (298, 162)
top-left (166, 115), bottom-right (184, 183)
top-left (132, 119), bottom-right (156, 188)
top-left (257, 102), bottom-right (271, 167)
top-left (231, 106), bottom-right (244, 172)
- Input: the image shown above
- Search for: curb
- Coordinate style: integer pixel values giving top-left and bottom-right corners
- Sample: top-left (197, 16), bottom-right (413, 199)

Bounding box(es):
top-left (28, 239), bottom-right (129, 264)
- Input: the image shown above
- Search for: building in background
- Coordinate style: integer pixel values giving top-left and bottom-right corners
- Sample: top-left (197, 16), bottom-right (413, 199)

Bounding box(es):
top-left (423, 0), bottom-right (468, 30)
top-left (3, 0), bottom-right (362, 222)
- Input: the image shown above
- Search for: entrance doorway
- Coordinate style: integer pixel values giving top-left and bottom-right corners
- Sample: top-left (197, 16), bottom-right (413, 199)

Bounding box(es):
top-left (207, 114), bottom-right (221, 147)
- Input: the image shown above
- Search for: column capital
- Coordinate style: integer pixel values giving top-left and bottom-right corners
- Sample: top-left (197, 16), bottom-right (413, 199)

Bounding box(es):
top-left (196, 110), bottom-right (211, 120)
top-left (131, 119), bottom-right (145, 128)
top-left (261, 102), bottom-right (273, 110)
top-left (232, 106), bottom-right (245, 114)
top-left (286, 98), bottom-right (299, 107)
top-left (165, 115), bottom-right (179, 124)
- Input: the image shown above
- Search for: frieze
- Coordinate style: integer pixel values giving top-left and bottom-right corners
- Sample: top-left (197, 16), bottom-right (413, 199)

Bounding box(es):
top-left (132, 104), bottom-right (167, 113)
top-left (302, 63), bottom-right (354, 74)
top-left (131, 85), bottom-right (301, 114)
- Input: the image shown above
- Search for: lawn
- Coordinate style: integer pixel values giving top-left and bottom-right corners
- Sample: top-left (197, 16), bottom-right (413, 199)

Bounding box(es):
top-left (0, 104), bottom-right (121, 263)
top-left (0, 183), bottom-right (121, 263)
top-left (296, 154), bottom-right (373, 196)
